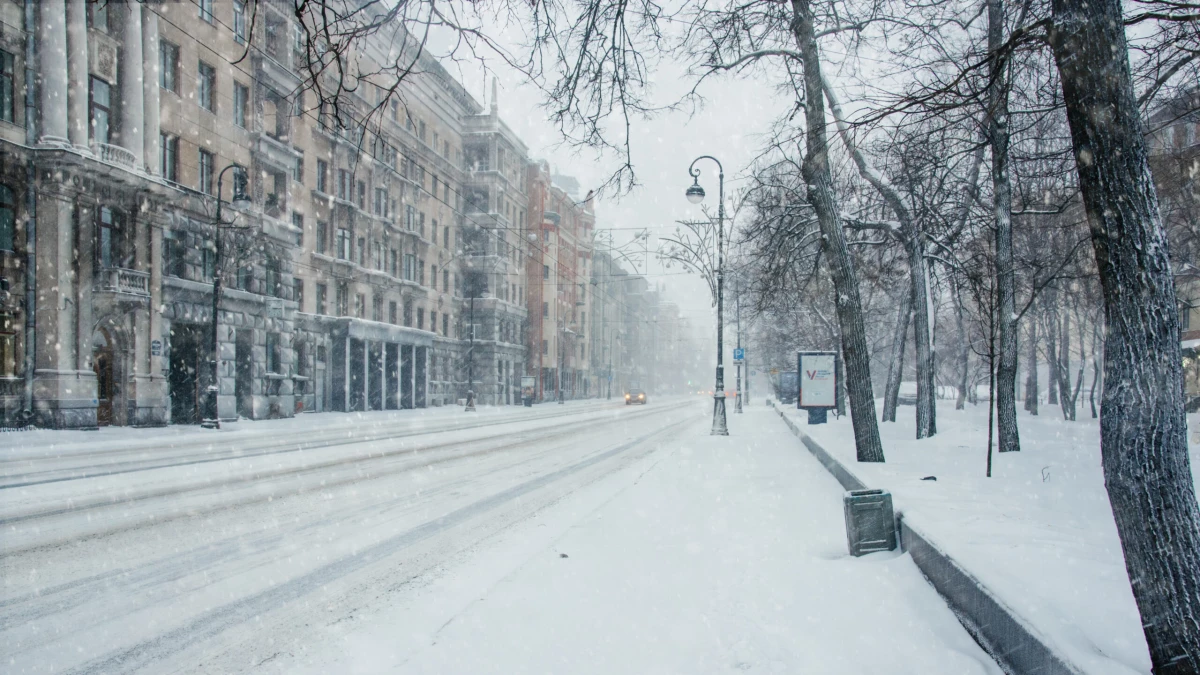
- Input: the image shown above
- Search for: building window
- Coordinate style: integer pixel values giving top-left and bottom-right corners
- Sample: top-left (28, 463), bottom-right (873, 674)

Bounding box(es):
top-left (197, 148), bottom-right (214, 193)
top-left (374, 188), bottom-right (388, 217)
top-left (337, 169), bottom-right (349, 200)
top-left (96, 207), bottom-right (124, 268)
top-left (236, 265), bottom-right (252, 291)
top-left (88, 1), bottom-right (112, 31)
top-left (442, 314), bottom-right (449, 336)
top-left (0, 51), bottom-right (13, 125)
top-left (389, 301), bottom-right (397, 324)
top-left (316, 221), bottom-right (327, 254)
top-left (355, 293), bottom-right (365, 318)
top-left (0, 313), bottom-right (15, 378)
top-left (417, 307), bottom-right (424, 330)
top-left (403, 299), bottom-right (413, 326)
top-left (390, 249), bottom-right (398, 277)
top-left (0, 184), bottom-right (14, 251)
top-left (336, 228), bottom-right (351, 260)
top-left (372, 294), bottom-right (382, 322)
top-left (405, 205), bottom-right (416, 231)
top-left (403, 254), bottom-right (416, 281)
top-left (430, 264), bottom-right (437, 290)
top-left (266, 259), bottom-right (282, 298)
top-left (266, 332), bottom-right (281, 373)
top-left (198, 62), bottom-right (216, 112)
top-left (198, 0), bottom-right (214, 23)
top-left (161, 133), bottom-right (179, 182)
top-left (357, 181), bottom-right (366, 210)
top-left (89, 77), bottom-right (111, 143)
top-left (430, 311), bottom-right (437, 334)
top-left (233, 1), bottom-right (247, 43)
top-left (336, 283), bottom-right (349, 316)
top-left (316, 160), bottom-right (328, 193)
top-left (291, 212), bottom-right (303, 246)
top-left (159, 41), bottom-right (178, 93)
top-left (202, 246), bottom-right (216, 279)
top-left (542, 340), bottom-right (548, 355)
top-left (418, 120), bottom-right (426, 143)
top-left (543, 265), bottom-right (550, 280)
top-left (543, 301), bottom-right (549, 318)
top-left (316, 283), bottom-right (327, 314)
top-left (293, 278), bottom-right (304, 307)
top-left (234, 82), bottom-right (248, 128)
top-left (293, 151), bottom-right (303, 183)
top-left (356, 237), bottom-right (365, 266)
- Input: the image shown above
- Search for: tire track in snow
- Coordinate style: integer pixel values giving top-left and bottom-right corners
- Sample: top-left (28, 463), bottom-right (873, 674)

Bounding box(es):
top-left (55, 413), bottom-right (699, 675)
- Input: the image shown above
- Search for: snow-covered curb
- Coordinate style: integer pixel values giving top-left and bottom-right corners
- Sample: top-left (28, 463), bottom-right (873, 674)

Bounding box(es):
top-left (768, 401), bottom-right (1085, 675)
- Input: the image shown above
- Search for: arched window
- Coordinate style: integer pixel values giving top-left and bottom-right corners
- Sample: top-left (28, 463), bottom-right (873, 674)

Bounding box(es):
top-left (0, 184), bottom-right (14, 251)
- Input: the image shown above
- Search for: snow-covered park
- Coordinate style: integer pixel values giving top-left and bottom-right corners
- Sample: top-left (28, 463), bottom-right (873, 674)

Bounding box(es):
top-left (777, 398), bottom-right (1200, 674)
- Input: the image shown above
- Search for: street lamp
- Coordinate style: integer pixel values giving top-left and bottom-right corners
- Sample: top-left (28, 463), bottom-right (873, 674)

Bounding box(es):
top-left (684, 155), bottom-right (728, 436)
top-left (201, 165), bottom-right (251, 429)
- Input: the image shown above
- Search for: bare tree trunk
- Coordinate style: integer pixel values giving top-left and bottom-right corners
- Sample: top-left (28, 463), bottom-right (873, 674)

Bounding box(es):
top-left (953, 276), bottom-right (969, 410)
top-left (1090, 319), bottom-right (1101, 419)
top-left (882, 285), bottom-right (912, 422)
top-left (1046, 308), bottom-right (1060, 406)
top-left (824, 81), bottom-right (935, 438)
top-left (1025, 319), bottom-right (1039, 415)
top-left (1057, 313), bottom-right (1075, 421)
top-left (1050, 0), bottom-right (1200, 665)
top-left (989, 0), bottom-right (1020, 453)
top-left (793, 0), bottom-right (884, 462)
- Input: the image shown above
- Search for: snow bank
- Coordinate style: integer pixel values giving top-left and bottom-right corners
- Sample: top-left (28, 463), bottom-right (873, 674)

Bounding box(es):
top-left (778, 401), bottom-right (1200, 674)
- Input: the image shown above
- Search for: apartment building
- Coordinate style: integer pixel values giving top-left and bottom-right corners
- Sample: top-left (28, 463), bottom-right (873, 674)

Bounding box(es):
top-left (0, 0), bottom-right (686, 428)
top-left (525, 161), bottom-right (593, 401)
top-left (460, 82), bottom-right (529, 406)
top-left (0, 0), bottom-right (488, 427)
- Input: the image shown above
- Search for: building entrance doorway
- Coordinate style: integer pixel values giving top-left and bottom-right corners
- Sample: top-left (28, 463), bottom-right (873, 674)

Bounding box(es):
top-left (168, 323), bottom-right (208, 424)
top-left (92, 330), bottom-right (115, 426)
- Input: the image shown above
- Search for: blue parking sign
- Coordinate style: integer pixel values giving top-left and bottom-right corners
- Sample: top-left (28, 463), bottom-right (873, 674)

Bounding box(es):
top-left (733, 347), bottom-right (745, 360)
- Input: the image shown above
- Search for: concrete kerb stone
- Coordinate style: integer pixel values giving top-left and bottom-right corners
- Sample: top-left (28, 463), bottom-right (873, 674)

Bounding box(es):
top-left (765, 400), bottom-right (1086, 675)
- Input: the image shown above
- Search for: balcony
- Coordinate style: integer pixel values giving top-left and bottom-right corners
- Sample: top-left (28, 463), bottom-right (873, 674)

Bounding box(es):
top-left (253, 132), bottom-right (301, 174)
top-left (90, 143), bottom-right (138, 171)
top-left (94, 267), bottom-right (151, 302)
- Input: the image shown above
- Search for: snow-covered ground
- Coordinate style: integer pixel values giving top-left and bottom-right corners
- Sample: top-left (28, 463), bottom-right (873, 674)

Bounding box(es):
top-left (1, 400), bottom-right (1001, 674)
top-left (779, 399), bottom-right (1200, 675)
top-left (269, 405), bottom-right (1000, 675)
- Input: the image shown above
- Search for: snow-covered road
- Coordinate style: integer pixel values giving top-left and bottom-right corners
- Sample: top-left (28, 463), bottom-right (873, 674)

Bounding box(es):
top-left (1, 401), bottom-right (1000, 674)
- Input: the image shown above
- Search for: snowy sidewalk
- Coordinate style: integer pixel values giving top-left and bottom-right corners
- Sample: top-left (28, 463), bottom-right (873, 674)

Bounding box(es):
top-left (306, 406), bottom-right (1000, 674)
top-left (780, 401), bottom-right (1200, 675)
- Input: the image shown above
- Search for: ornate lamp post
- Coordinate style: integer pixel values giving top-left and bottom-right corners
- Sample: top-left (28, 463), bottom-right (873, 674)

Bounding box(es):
top-left (201, 165), bottom-right (250, 429)
top-left (685, 156), bottom-right (728, 436)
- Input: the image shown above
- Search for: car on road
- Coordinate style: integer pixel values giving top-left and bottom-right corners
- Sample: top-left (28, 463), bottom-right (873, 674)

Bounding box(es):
top-left (625, 389), bottom-right (647, 405)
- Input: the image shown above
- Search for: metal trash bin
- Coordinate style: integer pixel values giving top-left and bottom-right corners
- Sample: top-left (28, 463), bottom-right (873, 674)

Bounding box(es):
top-left (843, 489), bottom-right (897, 556)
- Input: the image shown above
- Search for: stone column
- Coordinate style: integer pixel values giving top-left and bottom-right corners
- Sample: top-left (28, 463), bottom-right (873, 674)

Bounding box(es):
top-left (119, 2), bottom-right (145, 164)
top-left (38, 0), bottom-right (70, 145)
top-left (142, 6), bottom-right (160, 175)
top-left (65, 0), bottom-right (88, 150)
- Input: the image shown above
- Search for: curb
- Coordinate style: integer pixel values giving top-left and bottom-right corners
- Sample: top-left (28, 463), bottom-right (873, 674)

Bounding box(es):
top-left (768, 401), bottom-right (1086, 675)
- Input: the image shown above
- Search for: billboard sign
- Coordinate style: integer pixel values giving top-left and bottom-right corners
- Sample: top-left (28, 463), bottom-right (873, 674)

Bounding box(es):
top-left (797, 351), bottom-right (837, 408)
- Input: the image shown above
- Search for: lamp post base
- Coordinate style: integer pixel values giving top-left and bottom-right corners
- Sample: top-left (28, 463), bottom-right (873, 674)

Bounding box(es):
top-left (711, 395), bottom-right (728, 435)
top-left (465, 390), bottom-right (476, 412)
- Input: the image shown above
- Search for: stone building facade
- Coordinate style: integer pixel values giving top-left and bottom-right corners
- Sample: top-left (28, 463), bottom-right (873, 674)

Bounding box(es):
top-left (0, 0), bottom-right (680, 428)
